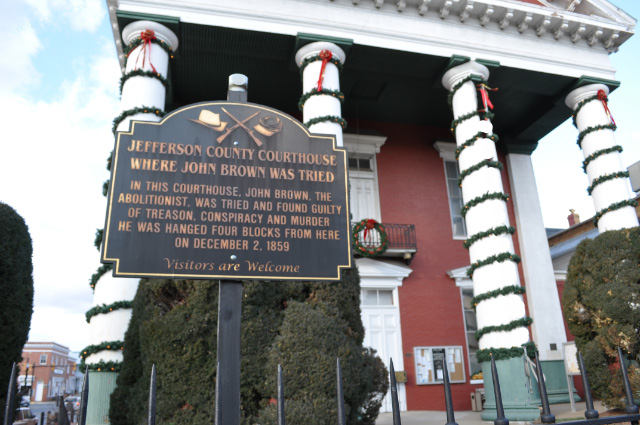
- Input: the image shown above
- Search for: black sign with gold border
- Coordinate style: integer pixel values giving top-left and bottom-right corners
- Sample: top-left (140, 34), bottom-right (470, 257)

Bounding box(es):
top-left (102, 102), bottom-right (351, 280)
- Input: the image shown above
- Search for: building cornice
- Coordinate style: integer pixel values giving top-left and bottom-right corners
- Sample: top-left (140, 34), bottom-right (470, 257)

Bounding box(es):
top-left (114, 0), bottom-right (633, 79)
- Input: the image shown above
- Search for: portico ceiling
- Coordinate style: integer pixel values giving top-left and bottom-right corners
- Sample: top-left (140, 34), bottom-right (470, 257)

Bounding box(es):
top-left (111, 0), bottom-right (634, 152)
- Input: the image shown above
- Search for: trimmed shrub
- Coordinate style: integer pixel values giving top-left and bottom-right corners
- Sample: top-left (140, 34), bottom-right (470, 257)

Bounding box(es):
top-left (110, 265), bottom-right (388, 425)
top-left (258, 300), bottom-right (388, 425)
top-left (562, 227), bottom-right (640, 408)
top-left (110, 279), bottom-right (219, 425)
top-left (0, 202), bottom-right (34, 423)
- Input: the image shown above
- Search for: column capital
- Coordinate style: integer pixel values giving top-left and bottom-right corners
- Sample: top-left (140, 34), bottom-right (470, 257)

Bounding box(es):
top-left (122, 20), bottom-right (179, 52)
top-left (565, 83), bottom-right (609, 110)
top-left (295, 41), bottom-right (346, 67)
top-left (442, 60), bottom-right (489, 91)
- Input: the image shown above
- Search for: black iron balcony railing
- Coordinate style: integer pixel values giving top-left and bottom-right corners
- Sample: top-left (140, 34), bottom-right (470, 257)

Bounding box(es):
top-left (351, 222), bottom-right (417, 260)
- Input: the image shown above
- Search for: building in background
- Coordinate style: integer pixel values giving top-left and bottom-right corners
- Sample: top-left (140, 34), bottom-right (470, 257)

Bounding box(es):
top-left (84, 0), bottom-right (637, 423)
top-left (19, 342), bottom-right (80, 402)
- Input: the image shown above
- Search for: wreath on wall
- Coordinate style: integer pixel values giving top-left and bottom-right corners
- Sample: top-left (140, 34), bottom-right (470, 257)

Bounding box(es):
top-left (352, 219), bottom-right (388, 257)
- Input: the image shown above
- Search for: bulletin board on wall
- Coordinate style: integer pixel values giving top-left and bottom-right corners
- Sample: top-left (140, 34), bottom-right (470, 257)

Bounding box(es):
top-left (414, 346), bottom-right (466, 385)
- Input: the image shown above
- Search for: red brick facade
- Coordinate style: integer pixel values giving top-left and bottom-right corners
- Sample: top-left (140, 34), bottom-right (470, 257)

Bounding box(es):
top-left (358, 120), bottom-right (532, 410)
top-left (19, 342), bottom-right (79, 402)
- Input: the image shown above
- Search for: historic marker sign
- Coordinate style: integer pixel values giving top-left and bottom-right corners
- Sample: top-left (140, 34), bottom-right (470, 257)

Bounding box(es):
top-left (102, 102), bottom-right (351, 280)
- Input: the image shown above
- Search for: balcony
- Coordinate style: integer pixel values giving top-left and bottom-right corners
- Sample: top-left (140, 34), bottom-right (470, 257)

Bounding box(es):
top-left (351, 222), bottom-right (417, 263)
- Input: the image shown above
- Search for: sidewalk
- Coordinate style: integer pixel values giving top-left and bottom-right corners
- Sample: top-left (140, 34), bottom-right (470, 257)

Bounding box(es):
top-left (375, 401), bottom-right (605, 425)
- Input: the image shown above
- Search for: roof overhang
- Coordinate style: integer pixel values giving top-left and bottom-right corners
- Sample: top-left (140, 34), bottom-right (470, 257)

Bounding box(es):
top-left (107, 0), bottom-right (635, 152)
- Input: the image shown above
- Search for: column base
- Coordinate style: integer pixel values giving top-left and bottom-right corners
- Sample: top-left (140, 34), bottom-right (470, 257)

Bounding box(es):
top-left (86, 371), bottom-right (118, 425)
top-left (481, 357), bottom-right (541, 422)
top-left (531, 360), bottom-right (581, 405)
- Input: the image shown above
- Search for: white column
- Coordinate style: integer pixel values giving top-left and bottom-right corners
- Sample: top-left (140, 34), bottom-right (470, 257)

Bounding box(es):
top-left (86, 20), bottom-right (178, 368)
top-left (85, 275), bottom-right (138, 365)
top-left (117, 20), bottom-right (179, 132)
top-left (565, 84), bottom-right (638, 232)
top-left (507, 153), bottom-right (567, 361)
top-left (442, 61), bottom-right (529, 351)
top-left (295, 42), bottom-right (346, 147)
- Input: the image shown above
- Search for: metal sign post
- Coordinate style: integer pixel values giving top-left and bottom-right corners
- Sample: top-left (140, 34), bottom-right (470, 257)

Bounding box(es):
top-left (216, 279), bottom-right (243, 425)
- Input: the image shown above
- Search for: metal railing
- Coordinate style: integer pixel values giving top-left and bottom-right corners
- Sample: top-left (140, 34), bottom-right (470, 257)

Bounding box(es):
top-left (352, 222), bottom-right (417, 252)
top-left (4, 346), bottom-right (639, 425)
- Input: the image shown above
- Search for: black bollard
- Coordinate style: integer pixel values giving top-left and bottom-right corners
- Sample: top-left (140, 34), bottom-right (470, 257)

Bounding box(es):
top-left (617, 347), bottom-right (639, 414)
top-left (443, 361), bottom-right (458, 425)
top-left (389, 359), bottom-right (402, 425)
top-left (534, 352), bottom-right (555, 424)
top-left (490, 354), bottom-right (509, 425)
top-left (578, 352), bottom-right (599, 419)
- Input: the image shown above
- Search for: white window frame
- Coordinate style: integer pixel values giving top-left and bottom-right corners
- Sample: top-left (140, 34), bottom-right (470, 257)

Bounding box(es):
top-left (344, 133), bottom-right (387, 223)
top-left (39, 355), bottom-right (47, 365)
top-left (447, 266), bottom-right (483, 384)
top-left (434, 141), bottom-right (467, 240)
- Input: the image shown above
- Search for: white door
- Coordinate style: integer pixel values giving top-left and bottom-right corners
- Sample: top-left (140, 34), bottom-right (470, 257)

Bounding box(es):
top-left (350, 170), bottom-right (380, 222)
top-left (35, 381), bottom-right (44, 402)
top-left (361, 289), bottom-right (406, 412)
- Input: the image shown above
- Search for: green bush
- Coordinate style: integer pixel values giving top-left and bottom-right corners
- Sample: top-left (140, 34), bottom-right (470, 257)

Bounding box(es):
top-left (0, 202), bottom-right (34, 423)
top-left (110, 279), bottom-right (219, 425)
top-left (562, 227), bottom-right (640, 408)
top-left (258, 301), bottom-right (388, 425)
top-left (110, 265), bottom-right (388, 425)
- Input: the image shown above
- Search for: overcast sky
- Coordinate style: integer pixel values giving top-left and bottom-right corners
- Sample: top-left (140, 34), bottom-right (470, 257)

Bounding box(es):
top-left (0, 0), bottom-right (638, 353)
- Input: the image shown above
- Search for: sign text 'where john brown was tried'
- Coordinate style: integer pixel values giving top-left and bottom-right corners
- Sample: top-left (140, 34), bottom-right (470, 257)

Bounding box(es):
top-left (102, 102), bottom-right (352, 280)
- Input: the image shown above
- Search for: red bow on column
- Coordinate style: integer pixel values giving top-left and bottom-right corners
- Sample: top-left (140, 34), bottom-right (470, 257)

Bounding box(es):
top-left (128, 29), bottom-right (157, 73)
top-left (317, 50), bottom-right (333, 91)
top-left (597, 89), bottom-right (615, 126)
top-left (363, 219), bottom-right (377, 241)
top-left (476, 83), bottom-right (498, 113)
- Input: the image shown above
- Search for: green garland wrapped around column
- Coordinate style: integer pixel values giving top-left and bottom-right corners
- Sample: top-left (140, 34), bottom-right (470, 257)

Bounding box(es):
top-left (86, 301), bottom-right (134, 323)
top-left (304, 115), bottom-right (347, 129)
top-left (112, 106), bottom-right (166, 134)
top-left (586, 171), bottom-right (630, 195)
top-left (456, 131), bottom-right (499, 160)
top-left (89, 264), bottom-right (112, 290)
top-left (80, 341), bottom-right (125, 361)
top-left (298, 88), bottom-right (344, 110)
top-left (457, 159), bottom-right (503, 186)
top-left (119, 69), bottom-right (170, 94)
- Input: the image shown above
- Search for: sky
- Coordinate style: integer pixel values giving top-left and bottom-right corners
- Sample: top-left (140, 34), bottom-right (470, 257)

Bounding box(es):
top-left (0, 0), bottom-right (638, 353)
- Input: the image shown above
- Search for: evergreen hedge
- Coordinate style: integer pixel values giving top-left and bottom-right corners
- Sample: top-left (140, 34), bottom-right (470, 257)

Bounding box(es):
top-left (0, 202), bottom-right (34, 423)
top-left (110, 265), bottom-right (388, 424)
top-left (562, 227), bottom-right (640, 408)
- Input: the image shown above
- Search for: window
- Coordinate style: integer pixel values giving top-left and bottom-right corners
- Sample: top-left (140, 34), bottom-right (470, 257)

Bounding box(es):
top-left (461, 288), bottom-right (480, 377)
top-left (349, 157), bottom-right (372, 171)
top-left (361, 289), bottom-right (394, 306)
top-left (444, 160), bottom-right (467, 238)
top-left (39, 355), bottom-right (47, 365)
top-left (344, 134), bottom-right (386, 223)
top-left (434, 142), bottom-right (467, 239)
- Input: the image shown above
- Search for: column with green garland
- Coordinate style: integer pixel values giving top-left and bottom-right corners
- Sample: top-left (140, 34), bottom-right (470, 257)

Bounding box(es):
top-left (295, 42), bottom-right (347, 146)
top-left (565, 84), bottom-right (638, 231)
top-left (83, 20), bottom-right (179, 425)
top-left (442, 60), bottom-right (539, 421)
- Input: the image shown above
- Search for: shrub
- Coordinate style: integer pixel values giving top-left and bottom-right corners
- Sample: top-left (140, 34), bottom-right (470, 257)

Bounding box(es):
top-left (562, 227), bottom-right (640, 408)
top-left (0, 202), bottom-right (34, 423)
top-left (110, 265), bottom-right (388, 425)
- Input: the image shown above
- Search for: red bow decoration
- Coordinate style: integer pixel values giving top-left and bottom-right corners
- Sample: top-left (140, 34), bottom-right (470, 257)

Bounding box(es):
top-left (477, 83), bottom-right (498, 113)
top-left (317, 50), bottom-right (333, 91)
top-left (597, 90), bottom-right (615, 126)
top-left (128, 29), bottom-right (157, 73)
top-left (363, 219), bottom-right (377, 241)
